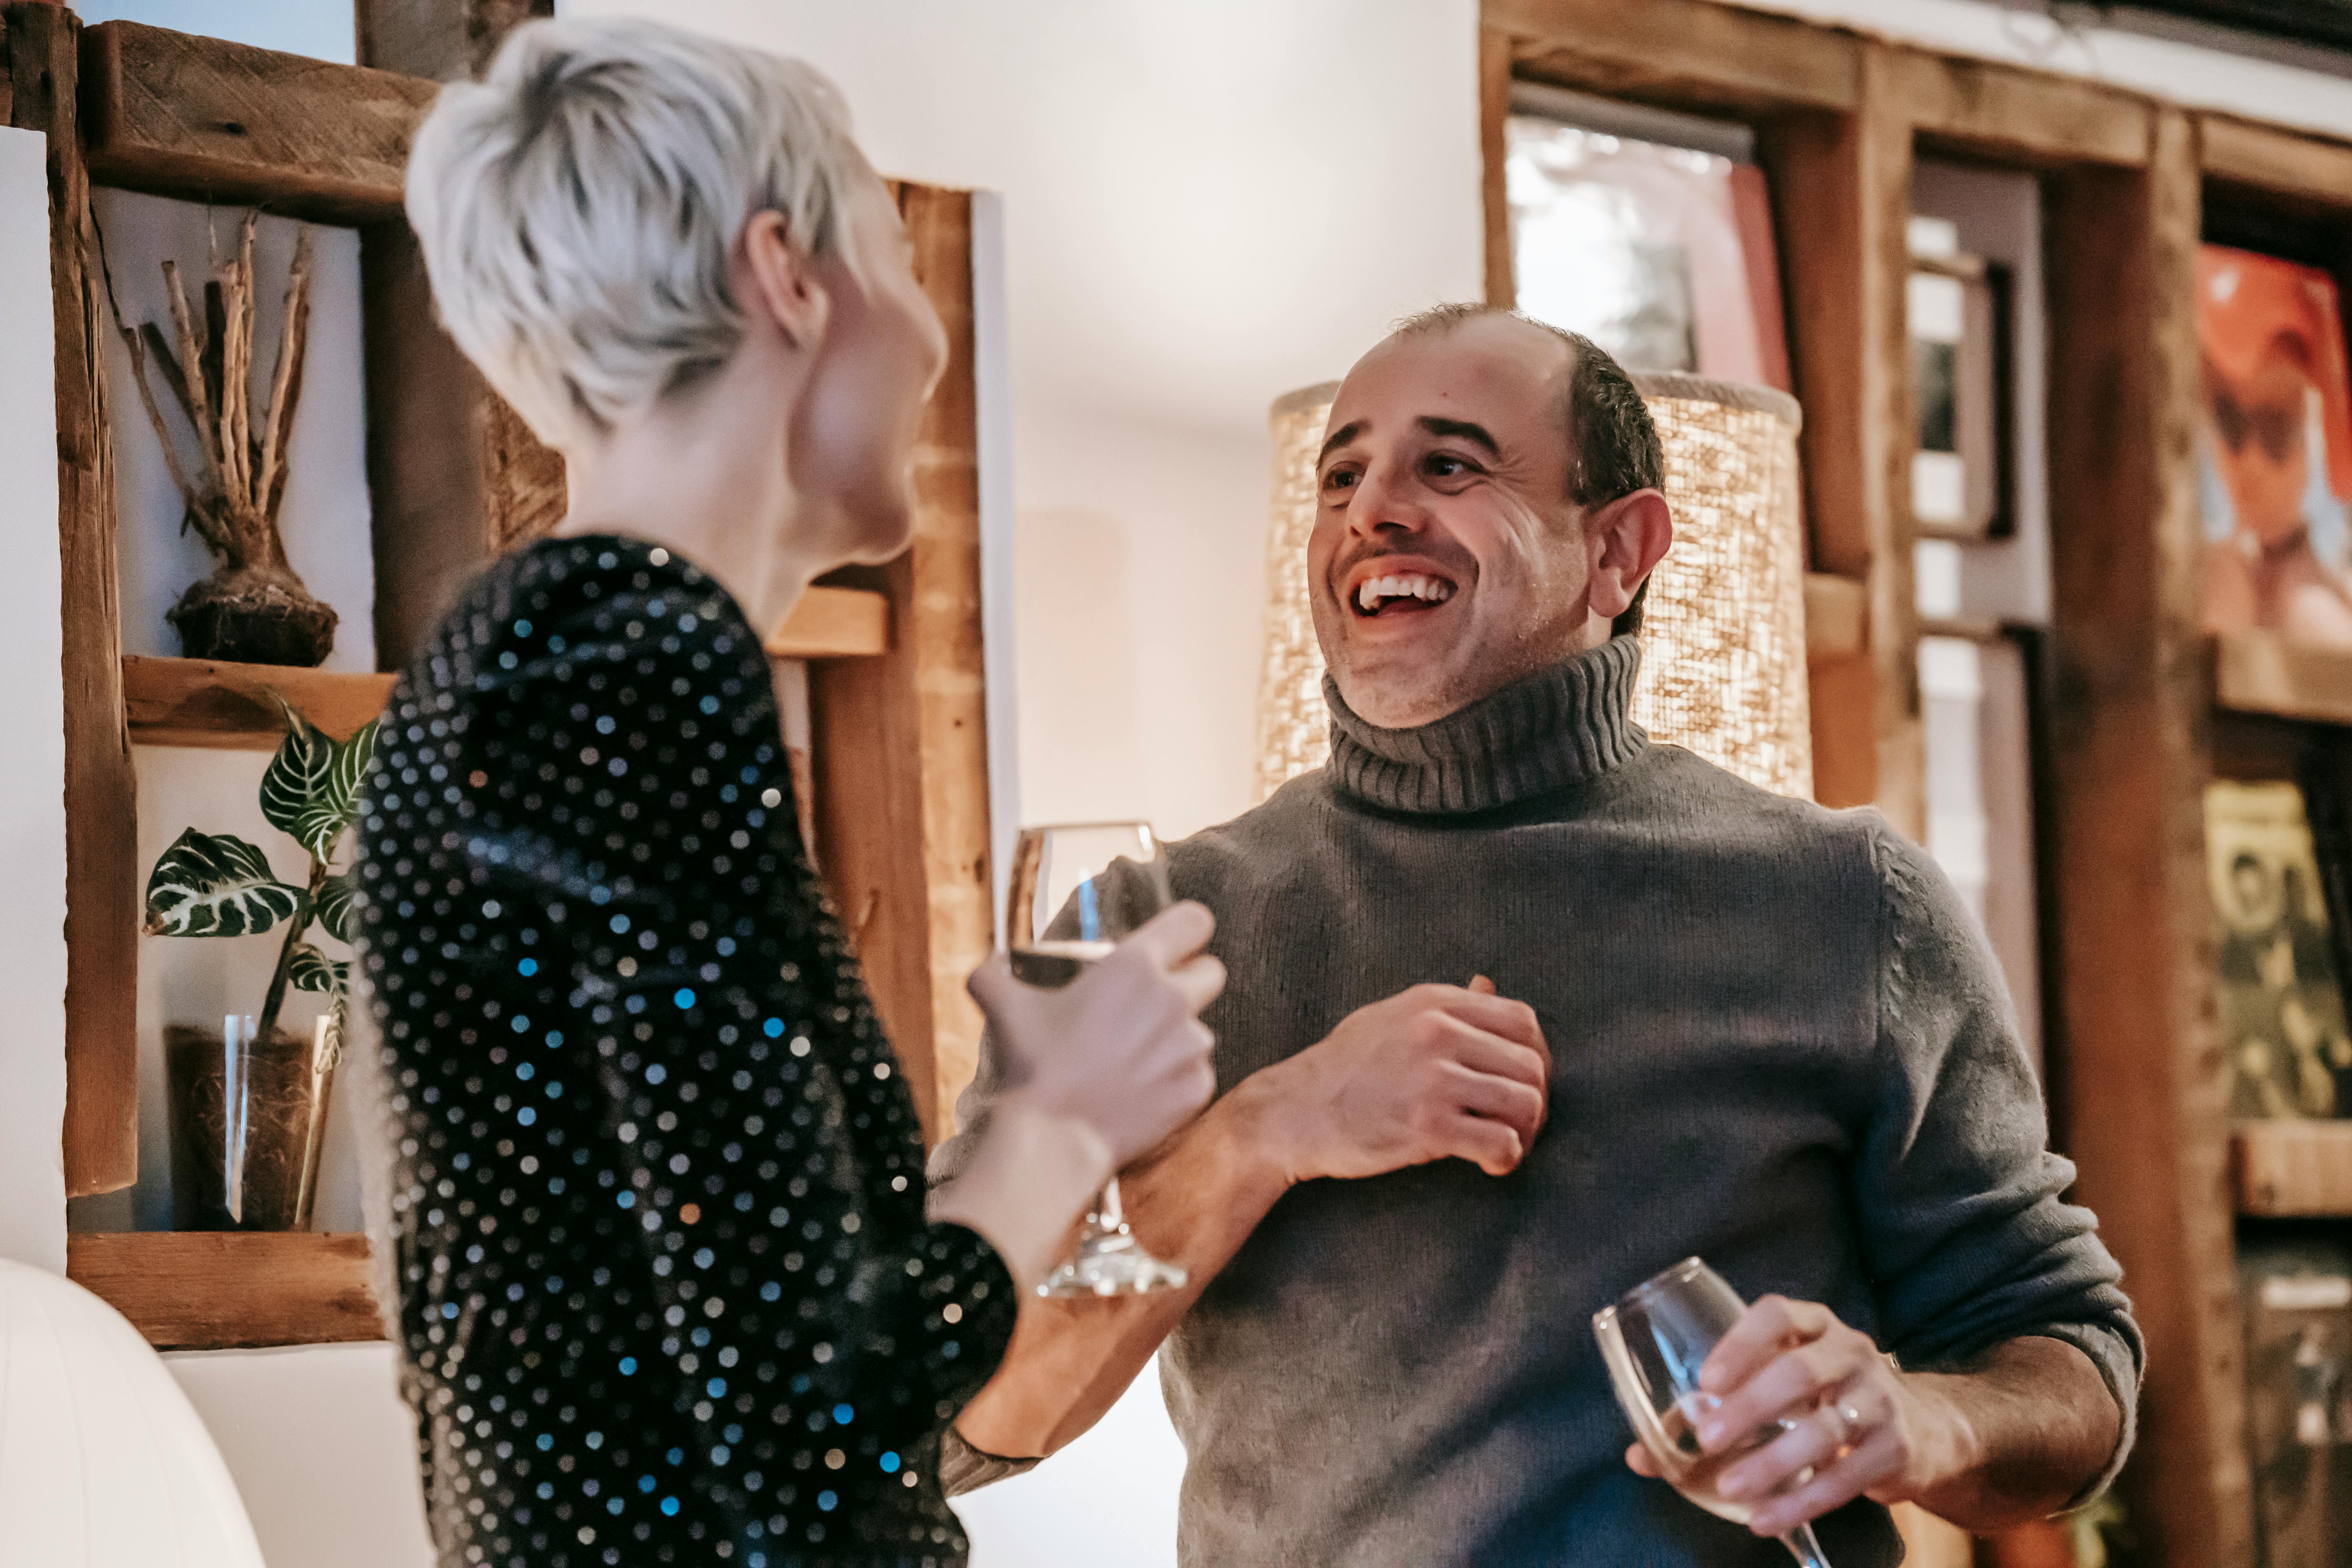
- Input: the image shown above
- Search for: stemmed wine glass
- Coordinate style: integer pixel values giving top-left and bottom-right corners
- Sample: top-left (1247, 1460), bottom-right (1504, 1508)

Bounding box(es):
top-left (1593, 1257), bottom-right (1834, 1568)
top-left (1006, 822), bottom-right (1190, 1298)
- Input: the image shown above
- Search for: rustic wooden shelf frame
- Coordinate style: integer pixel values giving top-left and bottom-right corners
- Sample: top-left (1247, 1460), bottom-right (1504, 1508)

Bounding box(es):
top-left (1479, 3), bottom-right (2352, 1563)
top-left (7, 5), bottom-right (992, 1352)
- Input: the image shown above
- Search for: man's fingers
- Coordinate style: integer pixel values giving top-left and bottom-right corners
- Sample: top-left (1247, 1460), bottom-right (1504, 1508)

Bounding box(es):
top-left (1445, 1113), bottom-right (1525, 1176)
top-left (1468, 974), bottom-right (1497, 995)
top-left (1745, 1430), bottom-right (1901, 1539)
top-left (1412, 983), bottom-right (1548, 1056)
top-left (1700, 1340), bottom-right (1852, 1450)
top-left (1624, 1441), bottom-right (1662, 1479)
top-left (1442, 1060), bottom-right (1546, 1138)
top-left (1440, 1022), bottom-right (1549, 1092)
top-left (1717, 1400), bottom-right (1860, 1508)
top-left (1122, 900), bottom-right (1216, 970)
top-left (1700, 1294), bottom-right (1836, 1398)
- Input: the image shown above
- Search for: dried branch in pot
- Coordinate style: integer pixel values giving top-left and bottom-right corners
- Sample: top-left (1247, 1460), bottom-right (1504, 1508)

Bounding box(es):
top-left (118, 212), bottom-right (338, 667)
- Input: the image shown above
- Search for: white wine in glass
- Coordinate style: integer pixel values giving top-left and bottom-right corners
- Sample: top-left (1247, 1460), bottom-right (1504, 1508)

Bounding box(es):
top-left (1593, 1257), bottom-right (1833, 1567)
top-left (1006, 822), bottom-right (1189, 1298)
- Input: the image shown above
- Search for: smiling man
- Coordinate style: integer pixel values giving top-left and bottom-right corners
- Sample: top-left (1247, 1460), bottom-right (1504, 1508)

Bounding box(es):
top-left (935, 307), bottom-right (2141, 1566)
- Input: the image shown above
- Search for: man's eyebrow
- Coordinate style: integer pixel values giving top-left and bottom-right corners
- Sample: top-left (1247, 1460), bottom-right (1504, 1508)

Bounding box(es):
top-left (1317, 421), bottom-right (1364, 468)
top-left (1419, 416), bottom-right (1500, 456)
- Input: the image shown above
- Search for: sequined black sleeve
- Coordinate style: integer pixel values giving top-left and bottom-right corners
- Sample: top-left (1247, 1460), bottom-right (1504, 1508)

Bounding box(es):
top-left (354, 536), bottom-right (1016, 1568)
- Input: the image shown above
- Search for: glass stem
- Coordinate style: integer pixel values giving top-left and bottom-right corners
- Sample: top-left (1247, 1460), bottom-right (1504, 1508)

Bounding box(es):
top-left (1780, 1521), bottom-right (1833, 1568)
top-left (1094, 1177), bottom-right (1127, 1231)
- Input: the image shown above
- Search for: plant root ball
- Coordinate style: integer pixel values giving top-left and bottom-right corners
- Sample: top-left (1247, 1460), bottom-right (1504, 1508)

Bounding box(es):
top-left (168, 566), bottom-right (339, 668)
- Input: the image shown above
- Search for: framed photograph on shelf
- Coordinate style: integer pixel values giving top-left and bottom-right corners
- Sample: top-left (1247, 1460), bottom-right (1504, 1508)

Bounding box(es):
top-left (2207, 780), bottom-right (2352, 1121)
top-left (1907, 218), bottom-right (2009, 540)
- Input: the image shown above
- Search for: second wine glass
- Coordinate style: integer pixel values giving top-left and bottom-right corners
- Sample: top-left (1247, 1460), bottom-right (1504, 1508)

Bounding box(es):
top-left (1593, 1257), bottom-right (1835, 1568)
top-left (1006, 821), bottom-right (1190, 1298)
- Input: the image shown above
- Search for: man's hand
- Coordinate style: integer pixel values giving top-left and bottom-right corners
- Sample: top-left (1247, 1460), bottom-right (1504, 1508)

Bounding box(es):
top-left (1622, 1298), bottom-right (2120, 1537)
top-left (1243, 978), bottom-right (1550, 1182)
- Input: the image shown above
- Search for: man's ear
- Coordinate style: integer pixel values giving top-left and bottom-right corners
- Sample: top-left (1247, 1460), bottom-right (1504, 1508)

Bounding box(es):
top-left (1584, 488), bottom-right (1673, 621)
top-left (740, 209), bottom-right (831, 350)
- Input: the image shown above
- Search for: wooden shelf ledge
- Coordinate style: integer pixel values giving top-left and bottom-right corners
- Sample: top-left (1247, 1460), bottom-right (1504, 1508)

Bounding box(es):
top-left (124, 655), bottom-right (396, 749)
top-left (2213, 629), bottom-right (2352, 728)
top-left (67, 1231), bottom-right (383, 1350)
top-left (2234, 1120), bottom-right (2352, 1217)
top-left (1803, 572), bottom-right (1866, 662)
top-left (767, 584), bottom-right (889, 659)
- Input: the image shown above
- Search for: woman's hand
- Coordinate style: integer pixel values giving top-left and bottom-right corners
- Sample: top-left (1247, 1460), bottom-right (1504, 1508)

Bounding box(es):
top-left (968, 901), bottom-right (1225, 1167)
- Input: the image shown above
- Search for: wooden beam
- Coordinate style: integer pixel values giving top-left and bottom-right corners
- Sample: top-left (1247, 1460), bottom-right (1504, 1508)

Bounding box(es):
top-left (1490, 0), bottom-right (1860, 118)
top-left (1757, 56), bottom-right (1918, 831)
top-left (1886, 44), bottom-right (2150, 168)
top-left (1802, 572), bottom-right (1866, 661)
top-left (764, 585), bottom-right (889, 660)
top-left (2199, 113), bottom-right (2352, 209)
top-left (67, 1232), bottom-right (382, 1350)
top-left (10, 2), bottom-right (140, 1199)
top-left (2235, 1120), bottom-right (2352, 1218)
top-left (2042, 109), bottom-right (2253, 1568)
top-left (122, 655), bottom-right (396, 748)
top-left (2213, 627), bottom-right (2352, 726)
top-left (809, 184), bottom-right (994, 1142)
top-left (355, 0), bottom-right (550, 86)
top-left (78, 21), bottom-right (432, 225)
top-left (1479, 25), bottom-right (1514, 309)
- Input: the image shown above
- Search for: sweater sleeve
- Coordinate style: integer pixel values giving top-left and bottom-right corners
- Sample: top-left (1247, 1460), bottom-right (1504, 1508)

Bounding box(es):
top-left (1851, 820), bottom-right (2143, 1504)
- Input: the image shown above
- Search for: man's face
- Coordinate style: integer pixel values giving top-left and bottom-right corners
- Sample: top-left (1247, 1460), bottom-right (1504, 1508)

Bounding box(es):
top-left (1309, 316), bottom-right (1604, 729)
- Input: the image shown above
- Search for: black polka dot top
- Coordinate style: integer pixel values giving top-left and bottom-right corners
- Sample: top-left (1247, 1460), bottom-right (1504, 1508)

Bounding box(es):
top-left (352, 535), bottom-right (1016, 1568)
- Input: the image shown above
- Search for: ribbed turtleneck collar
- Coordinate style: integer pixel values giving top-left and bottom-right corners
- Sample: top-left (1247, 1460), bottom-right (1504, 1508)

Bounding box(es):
top-left (1323, 635), bottom-right (1648, 815)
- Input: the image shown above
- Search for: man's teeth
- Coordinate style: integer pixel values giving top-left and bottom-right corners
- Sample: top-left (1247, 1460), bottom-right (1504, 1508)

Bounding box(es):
top-left (1356, 573), bottom-right (1456, 612)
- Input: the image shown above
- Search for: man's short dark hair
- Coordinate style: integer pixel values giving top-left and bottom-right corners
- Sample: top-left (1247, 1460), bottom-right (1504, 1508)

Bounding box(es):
top-left (1392, 303), bottom-right (1664, 637)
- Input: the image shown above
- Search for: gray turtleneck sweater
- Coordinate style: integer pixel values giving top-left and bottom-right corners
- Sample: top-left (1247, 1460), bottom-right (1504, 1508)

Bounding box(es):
top-left (946, 637), bottom-right (2139, 1568)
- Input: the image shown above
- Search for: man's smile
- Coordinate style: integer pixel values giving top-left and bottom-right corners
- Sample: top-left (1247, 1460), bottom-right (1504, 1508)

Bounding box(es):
top-left (1341, 556), bottom-right (1463, 621)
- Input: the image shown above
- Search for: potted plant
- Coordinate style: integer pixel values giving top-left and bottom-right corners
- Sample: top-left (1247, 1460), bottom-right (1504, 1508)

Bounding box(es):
top-left (116, 212), bottom-right (339, 666)
top-left (143, 699), bottom-right (378, 1229)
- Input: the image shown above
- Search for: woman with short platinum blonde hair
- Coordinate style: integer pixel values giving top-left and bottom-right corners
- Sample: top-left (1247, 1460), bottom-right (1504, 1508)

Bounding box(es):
top-left (355, 19), bottom-right (1222, 1568)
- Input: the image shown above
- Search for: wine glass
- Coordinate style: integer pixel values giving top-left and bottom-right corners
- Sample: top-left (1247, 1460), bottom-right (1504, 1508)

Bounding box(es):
top-left (1593, 1257), bottom-right (1834, 1568)
top-left (1006, 822), bottom-right (1190, 1298)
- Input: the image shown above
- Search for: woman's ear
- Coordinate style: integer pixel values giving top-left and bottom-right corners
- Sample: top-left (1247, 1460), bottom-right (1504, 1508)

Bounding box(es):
top-left (739, 209), bottom-right (831, 350)
top-left (1585, 488), bottom-right (1674, 621)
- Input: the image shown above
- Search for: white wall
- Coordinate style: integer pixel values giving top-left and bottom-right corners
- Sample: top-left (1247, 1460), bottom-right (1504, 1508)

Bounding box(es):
top-left (0, 124), bottom-right (68, 1279)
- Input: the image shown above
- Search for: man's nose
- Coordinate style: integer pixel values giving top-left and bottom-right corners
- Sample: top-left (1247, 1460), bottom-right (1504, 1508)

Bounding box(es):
top-left (1345, 462), bottom-right (1430, 538)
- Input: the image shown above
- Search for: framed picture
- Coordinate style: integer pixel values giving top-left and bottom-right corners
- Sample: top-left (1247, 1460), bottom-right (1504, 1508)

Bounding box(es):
top-left (2207, 780), bottom-right (2352, 1120)
top-left (2197, 246), bottom-right (2352, 648)
top-left (1907, 219), bottom-right (2009, 540)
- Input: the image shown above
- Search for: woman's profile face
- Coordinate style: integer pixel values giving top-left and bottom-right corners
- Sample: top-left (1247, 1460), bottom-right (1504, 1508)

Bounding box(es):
top-left (794, 169), bottom-right (950, 565)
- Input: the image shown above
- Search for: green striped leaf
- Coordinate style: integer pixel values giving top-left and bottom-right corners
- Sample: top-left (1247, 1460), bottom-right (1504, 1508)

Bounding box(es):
top-left (143, 829), bottom-right (301, 937)
top-left (313, 871), bottom-right (357, 945)
top-left (259, 698), bottom-right (335, 858)
top-left (286, 941), bottom-right (344, 993)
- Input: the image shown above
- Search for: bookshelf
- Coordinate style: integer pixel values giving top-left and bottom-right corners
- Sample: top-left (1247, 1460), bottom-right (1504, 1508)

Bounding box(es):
top-left (6, 7), bottom-right (995, 1350)
top-left (1475, 3), bottom-right (2352, 1563)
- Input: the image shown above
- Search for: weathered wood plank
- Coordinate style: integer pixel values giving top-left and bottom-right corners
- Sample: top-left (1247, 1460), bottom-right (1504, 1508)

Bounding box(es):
top-left (808, 184), bottom-right (994, 1142)
top-left (2214, 627), bottom-right (2352, 726)
top-left (356, 0), bottom-right (550, 87)
top-left (10, 1), bottom-right (140, 1199)
top-left (2200, 113), bottom-right (2352, 209)
top-left (1480, 25), bottom-right (1514, 309)
top-left (68, 1231), bottom-right (383, 1349)
top-left (2042, 109), bottom-right (2252, 1568)
top-left (2235, 1120), bottom-right (2352, 1217)
top-left (122, 655), bottom-right (396, 749)
top-left (79, 21), bottom-right (434, 225)
top-left (1491, 0), bottom-right (1859, 116)
top-left (764, 585), bottom-right (888, 661)
top-left (1887, 44), bottom-right (2149, 168)
top-left (1757, 58), bottom-right (1917, 829)
top-left (1802, 572), bottom-right (1866, 662)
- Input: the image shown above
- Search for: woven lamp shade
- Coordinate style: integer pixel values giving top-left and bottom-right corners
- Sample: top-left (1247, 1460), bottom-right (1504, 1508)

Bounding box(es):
top-left (1254, 370), bottom-right (1813, 800)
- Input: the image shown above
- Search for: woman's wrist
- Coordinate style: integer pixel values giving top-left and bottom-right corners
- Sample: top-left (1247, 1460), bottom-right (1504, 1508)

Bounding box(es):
top-left (927, 1093), bottom-right (1115, 1292)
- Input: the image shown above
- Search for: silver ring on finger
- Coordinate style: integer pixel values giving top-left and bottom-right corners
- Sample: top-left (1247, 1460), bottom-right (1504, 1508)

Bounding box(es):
top-left (1831, 1401), bottom-right (1865, 1453)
